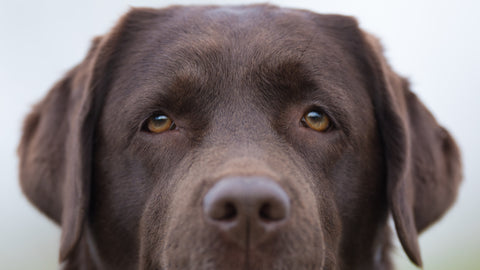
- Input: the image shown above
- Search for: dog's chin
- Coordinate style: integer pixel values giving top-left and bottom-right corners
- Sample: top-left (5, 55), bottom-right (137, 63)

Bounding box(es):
top-left (162, 246), bottom-right (325, 270)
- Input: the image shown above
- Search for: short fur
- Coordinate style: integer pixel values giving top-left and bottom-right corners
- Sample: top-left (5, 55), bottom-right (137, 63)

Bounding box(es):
top-left (18, 5), bottom-right (461, 270)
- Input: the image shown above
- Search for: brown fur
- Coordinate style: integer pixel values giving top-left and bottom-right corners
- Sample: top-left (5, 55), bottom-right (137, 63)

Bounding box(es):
top-left (18, 5), bottom-right (462, 270)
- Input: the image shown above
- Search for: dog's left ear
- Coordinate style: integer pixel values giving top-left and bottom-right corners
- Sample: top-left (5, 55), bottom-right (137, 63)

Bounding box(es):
top-left (316, 15), bottom-right (462, 264)
top-left (361, 33), bottom-right (462, 266)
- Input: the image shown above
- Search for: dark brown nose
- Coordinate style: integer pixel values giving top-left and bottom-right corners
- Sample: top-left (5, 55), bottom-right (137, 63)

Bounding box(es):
top-left (203, 176), bottom-right (290, 248)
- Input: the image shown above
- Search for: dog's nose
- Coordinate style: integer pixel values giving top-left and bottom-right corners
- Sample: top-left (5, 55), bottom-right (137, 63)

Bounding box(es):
top-left (203, 176), bottom-right (290, 248)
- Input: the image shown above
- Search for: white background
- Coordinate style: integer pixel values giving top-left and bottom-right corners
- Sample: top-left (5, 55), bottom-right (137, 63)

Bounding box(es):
top-left (1, 0), bottom-right (479, 269)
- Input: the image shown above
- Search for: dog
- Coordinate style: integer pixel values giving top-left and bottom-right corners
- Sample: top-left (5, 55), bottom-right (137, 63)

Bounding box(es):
top-left (18, 4), bottom-right (462, 270)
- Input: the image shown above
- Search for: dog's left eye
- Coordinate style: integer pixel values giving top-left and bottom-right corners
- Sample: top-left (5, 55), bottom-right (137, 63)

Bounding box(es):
top-left (144, 114), bottom-right (176, 133)
top-left (301, 110), bottom-right (331, 132)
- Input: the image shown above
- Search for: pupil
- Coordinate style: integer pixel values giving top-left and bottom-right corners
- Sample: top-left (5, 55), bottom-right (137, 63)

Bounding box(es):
top-left (154, 115), bottom-right (168, 125)
top-left (307, 111), bottom-right (323, 122)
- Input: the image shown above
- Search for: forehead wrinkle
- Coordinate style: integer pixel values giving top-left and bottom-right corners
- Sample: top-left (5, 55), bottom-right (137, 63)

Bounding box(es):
top-left (117, 8), bottom-right (364, 137)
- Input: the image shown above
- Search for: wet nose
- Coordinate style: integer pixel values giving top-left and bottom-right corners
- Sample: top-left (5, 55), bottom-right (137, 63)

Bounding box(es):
top-left (203, 176), bottom-right (290, 248)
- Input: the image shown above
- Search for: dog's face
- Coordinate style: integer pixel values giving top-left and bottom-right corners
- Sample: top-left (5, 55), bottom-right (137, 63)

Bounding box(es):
top-left (18, 5), bottom-right (461, 270)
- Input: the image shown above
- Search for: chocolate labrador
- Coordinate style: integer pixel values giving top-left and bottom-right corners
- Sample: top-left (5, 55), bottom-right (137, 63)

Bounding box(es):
top-left (18, 4), bottom-right (462, 270)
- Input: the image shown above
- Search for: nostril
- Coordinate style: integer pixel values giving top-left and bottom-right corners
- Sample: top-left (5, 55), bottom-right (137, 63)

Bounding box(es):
top-left (206, 199), bottom-right (238, 221)
top-left (218, 202), bottom-right (237, 221)
top-left (259, 200), bottom-right (287, 222)
top-left (259, 203), bottom-right (273, 221)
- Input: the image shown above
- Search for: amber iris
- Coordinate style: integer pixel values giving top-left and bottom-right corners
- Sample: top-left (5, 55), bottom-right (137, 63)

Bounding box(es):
top-left (147, 114), bottom-right (175, 133)
top-left (302, 111), bottom-right (331, 132)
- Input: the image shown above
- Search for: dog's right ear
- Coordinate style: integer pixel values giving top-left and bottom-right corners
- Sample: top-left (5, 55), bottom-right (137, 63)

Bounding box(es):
top-left (18, 8), bottom-right (169, 265)
top-left (18, 35), bottom-right (103, 262)
top-left (18, 7), bottom-right (167, 266)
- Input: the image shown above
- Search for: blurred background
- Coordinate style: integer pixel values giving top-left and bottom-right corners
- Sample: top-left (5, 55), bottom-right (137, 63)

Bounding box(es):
top-left (1, 0), bottom-right (478, 269)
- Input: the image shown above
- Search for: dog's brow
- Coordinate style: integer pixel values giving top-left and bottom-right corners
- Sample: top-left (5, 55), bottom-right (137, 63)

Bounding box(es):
top-left (252, 59), bottom-right (352, 122)
top-left (251, 60), bottom-right (316, 99)
top-left (132, 67), bottom-right (221, 120)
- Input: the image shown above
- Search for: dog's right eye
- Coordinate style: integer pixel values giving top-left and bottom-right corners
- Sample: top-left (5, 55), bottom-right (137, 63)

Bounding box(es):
top-left (301, 110), bottom-right (331, 132)
top-left (144, 114), bottom-right (176, 133)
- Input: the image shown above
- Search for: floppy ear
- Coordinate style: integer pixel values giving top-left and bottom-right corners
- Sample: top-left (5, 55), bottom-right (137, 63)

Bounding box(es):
top-left (362, 33), bottom-right (462, 266)
top-left (18, 36), bottom-right (103, 262)
top-left (18, 8), bottom-right (166, 265)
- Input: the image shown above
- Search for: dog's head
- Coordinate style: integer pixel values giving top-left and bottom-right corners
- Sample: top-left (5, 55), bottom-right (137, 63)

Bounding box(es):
top-left (18, 5), bottom-right (461, 270)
